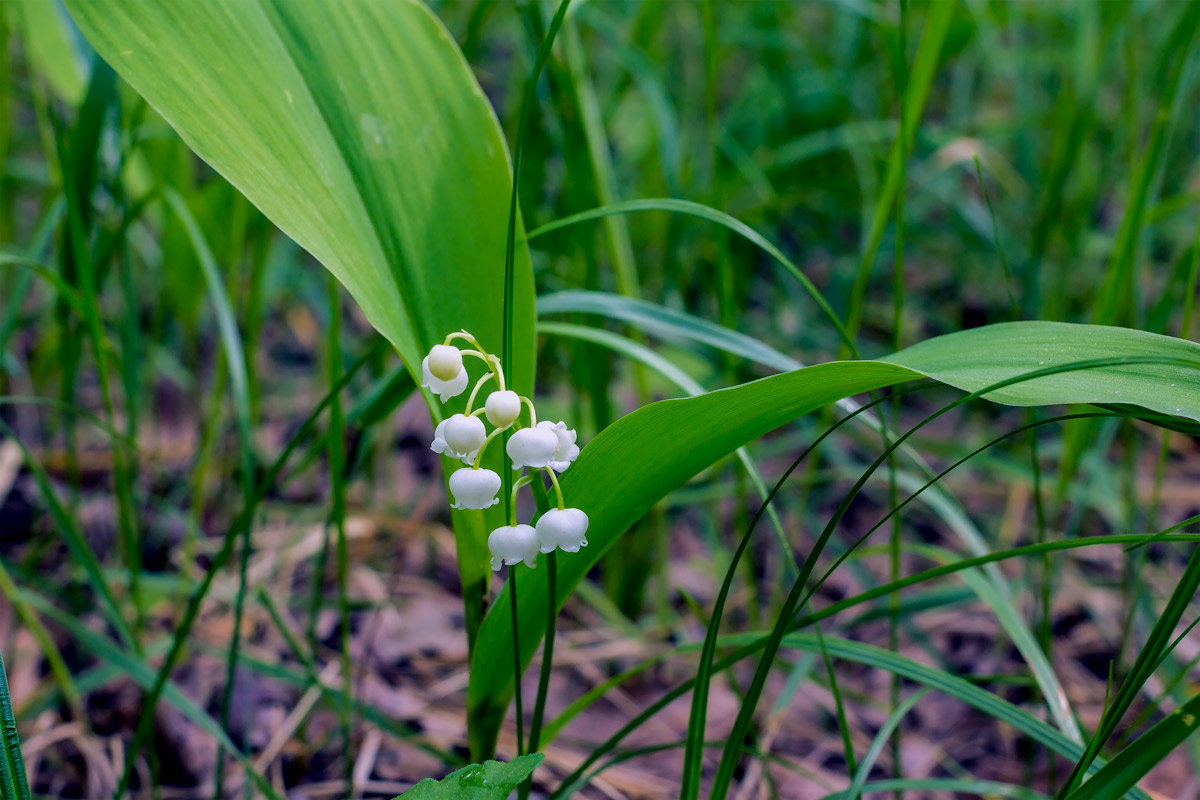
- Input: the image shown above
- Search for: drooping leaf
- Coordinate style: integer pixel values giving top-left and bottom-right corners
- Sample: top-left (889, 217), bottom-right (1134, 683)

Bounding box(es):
top-left (395, 754), bottom-right (544, 800)
top-left (63, 0), bottom-right (535, 675)
top-left (61, 0), bottom-right (535, 393)
top-left (468, 321), bottom-right (1200, 754)
top-left (876, 321), bottom-right (1200, 415)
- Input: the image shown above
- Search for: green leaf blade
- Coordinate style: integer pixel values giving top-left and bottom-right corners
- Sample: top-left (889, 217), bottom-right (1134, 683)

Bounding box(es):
top-left (62, 0), bottom-right (536, 392)
top-left (880, 321), bottom-right (1200, 417)
top-left (1063, 692), bottom-right (1200, 800)
top-left (0, 649), bottom-right (32, 800)
top-left (396, 754), bottom-right (545, 800)
top-left (469, 321), bottom-right (1200, 755)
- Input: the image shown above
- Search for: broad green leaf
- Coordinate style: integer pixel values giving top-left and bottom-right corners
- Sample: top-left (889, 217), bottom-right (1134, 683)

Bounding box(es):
top-left (62, 0), bottom-right (534, 395)
top-left (539, 295), bottom-right (1079, 738)
top-left (877, 321), bottom-right (1200, 415)
top-left (467, 321), bottom-right (1200, 755)
top-left (396, 755), bottom-right (544, 800)
top-left (63, 0), bottom-right (535, 670)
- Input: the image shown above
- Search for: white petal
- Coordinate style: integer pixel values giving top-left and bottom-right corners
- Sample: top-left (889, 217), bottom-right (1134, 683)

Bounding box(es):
top-left (421, 355), bottom-right (468, 401)
top-left (506, 427), bottom-right (559, 469)
top-left (538, 420), bottom-right (580, 473)
top-left (517, 523), bottom-right (540, 567)
top-left (536, 508), bottom-right (589, 553)
top-left (443, 414), bottom-right (487, 457)
top-left (430, 419), bottom-right (449, 454)
top-left (488, 524), bottom-right (539, 569)
top-left (449, 467), bottom-right (501, 510)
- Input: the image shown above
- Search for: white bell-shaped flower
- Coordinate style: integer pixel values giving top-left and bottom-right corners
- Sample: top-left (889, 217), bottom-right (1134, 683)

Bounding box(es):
top-left (421, 352), bottom-right (468, 401)
top-left (427, 344), bottom-right (464, 381)
top-left (431, 414), bottom-right (486, 463)
top-left (506, 426), bottom-right (559, 470)
top-left (537, 420), bottom-right (580, 473)
top-left (449, 467), bottom-right (500, 510)
top-left (488, 524), bottom-right (538, 571)
top-left (536, 508), bottom-right (589, 553)
top-left (484, 390), bottom-right (522, 428)
top-left (443, 414), bottom-right (486, 456)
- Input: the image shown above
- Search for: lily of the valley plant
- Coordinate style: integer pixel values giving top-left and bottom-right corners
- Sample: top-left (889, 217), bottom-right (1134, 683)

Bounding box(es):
top-left (423, 332), bottom-right (587, 571)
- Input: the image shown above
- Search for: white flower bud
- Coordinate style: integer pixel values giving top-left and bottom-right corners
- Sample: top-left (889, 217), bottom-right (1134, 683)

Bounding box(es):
top-left (537, 420), bottom-right (580, 473)
top-left (536, 508), bottom-right (589, 554)
top-left (421, 353), bottom-right (467, 401)
top-left (484, 390), bottom-right (521, 428)
top-left (427, 344), bottom-right (464, 382)
top-left (506, 426), bottom-right (559, 470)
top-left (488, 524), bottom-right (538, 571)
top-left (449, 467), bottom-right (501, 510)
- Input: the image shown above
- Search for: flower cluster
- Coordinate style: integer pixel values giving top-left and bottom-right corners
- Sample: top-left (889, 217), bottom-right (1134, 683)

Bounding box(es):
top-left (422, 331), bottom-right (588, 572)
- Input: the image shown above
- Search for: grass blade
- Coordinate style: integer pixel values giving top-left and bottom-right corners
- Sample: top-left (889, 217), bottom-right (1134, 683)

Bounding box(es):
top-left (1056, 544), bottom-right (1200, 796)
top-left (1063, 691), bottom-right (1200, 800)
top-left (0, 647), bottom-right (31, 800)
top-left (527, 198), bottom-right (856, 355)
top-left (844, 689), bottom-right (929, 800)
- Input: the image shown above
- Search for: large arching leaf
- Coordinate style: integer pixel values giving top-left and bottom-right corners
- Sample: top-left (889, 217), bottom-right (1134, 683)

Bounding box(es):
top-left (63, 0), bottom-right (536, 674)
top-left (62, 0), bottom-right (535, 393)
top-left (467, 321), bottom-right (1200, 756)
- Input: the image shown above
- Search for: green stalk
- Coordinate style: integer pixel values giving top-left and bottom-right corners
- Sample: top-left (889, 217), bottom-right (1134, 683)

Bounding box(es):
top-left (1091, 2), bottom-right (1200, 327)
top-left (328, 276), bottom-right (355, 793)
top-left (477, 0), bottom-right (571, 762)
top-left (558, 16), bottom-right (659, 617)
top-left (887, 3), bottom-right (909, 794)
top-left (165, 190), bottom-right (257, 799)
top-left (54, 70), bottom-right (146, 642)
top-left (843, 0), bottom-right (953, 344)
top-left (1055, 548), bottom-right (1200, 796)
top-left (527, 555), bottom-right (556, 754)
top-left (527, 474), bottom-right (556, 759)
top-left (818, 623), bottom-right (857, 778)
top-left (511, 565), bottom-right (525, 756)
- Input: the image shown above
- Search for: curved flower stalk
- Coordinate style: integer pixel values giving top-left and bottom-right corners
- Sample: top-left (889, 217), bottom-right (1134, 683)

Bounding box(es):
top-left (422, 330), bottom-right (588, 572)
